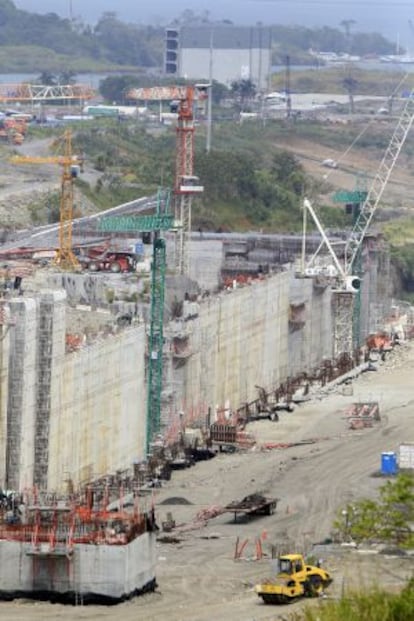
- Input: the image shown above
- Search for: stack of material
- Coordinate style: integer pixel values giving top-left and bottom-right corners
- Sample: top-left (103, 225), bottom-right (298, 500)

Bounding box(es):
top-left (346, 401), bottom-right (380, 430)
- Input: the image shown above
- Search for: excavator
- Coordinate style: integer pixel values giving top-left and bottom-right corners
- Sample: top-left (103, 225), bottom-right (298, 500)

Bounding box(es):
top-left (255, 553), bottom-right (332, 604)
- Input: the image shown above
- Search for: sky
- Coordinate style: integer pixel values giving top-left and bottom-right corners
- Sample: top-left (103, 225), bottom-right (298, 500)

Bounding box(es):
top-left (12, 1), bottom-right (414, 50)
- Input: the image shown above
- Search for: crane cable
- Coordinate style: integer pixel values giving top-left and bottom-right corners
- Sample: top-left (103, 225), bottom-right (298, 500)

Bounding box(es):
top-left (323, 73), bottom-right (409, 183)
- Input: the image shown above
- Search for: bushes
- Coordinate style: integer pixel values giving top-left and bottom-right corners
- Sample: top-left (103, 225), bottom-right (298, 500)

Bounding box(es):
top-left (295, 579), bottom-right (414, 621)
top-left (334, 473), bottom-right (414, 547)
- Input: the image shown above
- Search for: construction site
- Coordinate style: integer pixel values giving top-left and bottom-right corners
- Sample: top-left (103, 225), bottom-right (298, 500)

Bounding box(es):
top-left (0, 80), bottom-right (413, 617)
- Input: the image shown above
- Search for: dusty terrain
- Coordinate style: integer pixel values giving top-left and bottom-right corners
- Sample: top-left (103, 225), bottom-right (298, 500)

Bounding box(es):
top-left (1, 342), bottom-right (414, 621)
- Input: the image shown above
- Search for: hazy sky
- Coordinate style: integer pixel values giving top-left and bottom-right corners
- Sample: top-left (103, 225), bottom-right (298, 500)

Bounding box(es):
top-left (13, 1), bottom-right (413, 49)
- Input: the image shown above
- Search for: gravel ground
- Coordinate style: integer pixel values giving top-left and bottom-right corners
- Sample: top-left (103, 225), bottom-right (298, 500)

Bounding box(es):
top-left (1, 342), bottom-right (414, 621)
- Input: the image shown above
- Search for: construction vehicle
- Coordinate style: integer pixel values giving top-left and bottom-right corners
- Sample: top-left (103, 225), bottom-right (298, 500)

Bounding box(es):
top-left (0, 117), bottom-right (28, 145)
top-left (79, 245), bottom-right (137, 273)
top-left (224, 493), bottom-right (278, 523)
top-left (303, 86), bottom-right (414, 357)
top-left (11, 129), bottom-right (82, 270)
top-left (255, 553), bottom-right (332, 604)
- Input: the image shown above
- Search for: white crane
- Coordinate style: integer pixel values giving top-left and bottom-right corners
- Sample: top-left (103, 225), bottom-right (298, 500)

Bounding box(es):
top-left (303, 88), bottom-right (414, 355)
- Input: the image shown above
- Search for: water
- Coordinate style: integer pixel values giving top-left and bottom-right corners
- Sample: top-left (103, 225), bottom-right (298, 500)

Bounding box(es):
top-left (0, 73), bottom-right (112, 88)
top-left (272, 61), bottom-right (414, 74)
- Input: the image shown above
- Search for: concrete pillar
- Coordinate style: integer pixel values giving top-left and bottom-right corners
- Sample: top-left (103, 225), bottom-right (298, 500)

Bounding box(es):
top-left (0, 302), bottom-right (10, 487)
top-left (6, 298), bottom-right (37, 490)
top-left (34, 290), bottom-right (66, 489)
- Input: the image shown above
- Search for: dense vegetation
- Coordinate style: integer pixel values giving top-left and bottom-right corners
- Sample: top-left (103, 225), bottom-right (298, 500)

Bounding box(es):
top-left (0, 0), bottom-right (398, 72)
top-left (71, 118), bottom-right (354, 232)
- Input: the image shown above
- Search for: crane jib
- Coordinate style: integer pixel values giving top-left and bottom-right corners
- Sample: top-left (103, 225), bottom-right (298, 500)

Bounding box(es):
top-left (98, 214), bottom-right (175, 233)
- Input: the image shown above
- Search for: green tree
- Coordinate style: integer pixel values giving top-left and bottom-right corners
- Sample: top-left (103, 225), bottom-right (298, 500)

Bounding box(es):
top-left (210, 80), bottom-right (228, 105)
top-left (99, 74), bottom-right (141, 103)
top-left (230, 79), bottom-right (257, 109)
top-left (342, 73), bottom-right (358, 113)
top-left (59, 69), bottom-right (77, 85)
top-left (335, 473), bottom-right (414, 546)
top-left (37, 71), bottom-right (57, 85)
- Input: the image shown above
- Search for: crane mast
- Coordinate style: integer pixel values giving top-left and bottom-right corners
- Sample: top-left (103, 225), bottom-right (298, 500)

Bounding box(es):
top-left (345, 91), bottom-right (414, 273)
top-left (126, 85), bottom-right (205, 274)
top-left (11, 129), bottom-right (80, 271)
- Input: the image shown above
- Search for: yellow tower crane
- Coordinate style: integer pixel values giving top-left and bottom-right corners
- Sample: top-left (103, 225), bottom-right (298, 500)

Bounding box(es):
top-left (11, 129), bottom-right (81, 270)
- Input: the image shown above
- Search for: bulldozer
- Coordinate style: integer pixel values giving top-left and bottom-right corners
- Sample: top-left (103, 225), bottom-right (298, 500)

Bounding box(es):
top-left (255, 553), bottom-right (332, 605)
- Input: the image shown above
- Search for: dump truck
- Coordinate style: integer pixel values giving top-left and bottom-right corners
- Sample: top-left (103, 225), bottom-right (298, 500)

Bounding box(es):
top-left (255, 553), bottom-right (332, 604)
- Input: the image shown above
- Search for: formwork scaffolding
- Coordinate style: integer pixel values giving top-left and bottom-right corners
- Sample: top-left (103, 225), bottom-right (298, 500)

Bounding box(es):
top-left (332, 291), bottom-right (354, 358)
top-left (0, 485), bottom-right (156, 554)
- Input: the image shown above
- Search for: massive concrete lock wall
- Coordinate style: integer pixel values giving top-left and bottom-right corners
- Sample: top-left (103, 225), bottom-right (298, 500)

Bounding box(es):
top-left (288, 276), bottom-right (333, 374)
top-left (0, 290), bottom-right (147, 492)
top-left (48, 325), bottom-right (147, 490)
top-left (169, 272), bottom-right (290, 421)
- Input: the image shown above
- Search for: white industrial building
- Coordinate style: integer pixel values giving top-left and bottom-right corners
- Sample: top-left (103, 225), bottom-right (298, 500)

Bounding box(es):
top-left (165, 25), bottom-right (272, 89)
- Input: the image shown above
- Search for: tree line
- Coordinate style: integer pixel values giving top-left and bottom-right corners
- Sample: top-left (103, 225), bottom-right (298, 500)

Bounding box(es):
top-left (0, 1), bottom-right (397, 71)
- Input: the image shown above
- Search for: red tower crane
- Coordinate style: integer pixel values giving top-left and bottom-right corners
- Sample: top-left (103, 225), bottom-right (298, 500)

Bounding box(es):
top-left (126, 85), bottom-right (206, 273)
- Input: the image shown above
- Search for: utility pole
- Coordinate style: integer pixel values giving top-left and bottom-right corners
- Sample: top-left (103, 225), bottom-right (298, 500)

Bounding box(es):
top-left (206, 29), bottom-right (214, 154)
top-left (285, 55), bottom-right (292, 120)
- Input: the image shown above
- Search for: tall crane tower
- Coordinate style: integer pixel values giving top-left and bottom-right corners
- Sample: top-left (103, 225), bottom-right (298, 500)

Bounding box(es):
top-left (126, 85), bottom-right (206, 274)
top-left (303, 89), bottom-right (414, 357)
top-left (99, 190), bottom-right (176, 453)
top-left (12, 129), bottom-right (81, 270)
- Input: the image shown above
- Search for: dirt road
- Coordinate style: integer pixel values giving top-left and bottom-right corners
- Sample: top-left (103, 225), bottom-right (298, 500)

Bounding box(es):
top-left (2, 342), bottom-right (414, 621)
top-left (275, 132), bottom-right (414, 209)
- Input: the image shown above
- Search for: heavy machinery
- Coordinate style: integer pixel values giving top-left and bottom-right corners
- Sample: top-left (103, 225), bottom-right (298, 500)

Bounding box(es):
top-left (11, 129), bottom-right (82, 270)
top-left (255, 553), bottom-right (332, 604)
top-left (126, 84), bottom-right (207, 274)
top-left (99, 190), bottom-right (176, 453)
top-left (79, 245), bottom-right (137, 273)
top-left (303, 86), bottom-right (414, 356)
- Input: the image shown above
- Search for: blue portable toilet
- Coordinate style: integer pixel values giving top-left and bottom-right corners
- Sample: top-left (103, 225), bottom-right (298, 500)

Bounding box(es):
top-left (381, 452), bottom-right (398, 475)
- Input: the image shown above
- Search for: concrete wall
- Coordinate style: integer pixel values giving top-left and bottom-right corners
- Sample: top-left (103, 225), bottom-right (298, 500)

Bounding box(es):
top-left (0, 234), bottom-right (396, 492)
top-left (288, 277), bottom-right (333, 374)
top-left (0, 532), bottom-right (156, 600)
top-left (48, 326), bottom-right (147, 490)
top-left (171, 272), bottom-right (290, 419)
top-left (360, 236), bottom-right (393, 342)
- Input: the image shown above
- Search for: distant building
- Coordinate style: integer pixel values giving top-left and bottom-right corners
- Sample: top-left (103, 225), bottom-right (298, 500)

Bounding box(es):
top-left (164, 25), bottom-right (272, 89)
